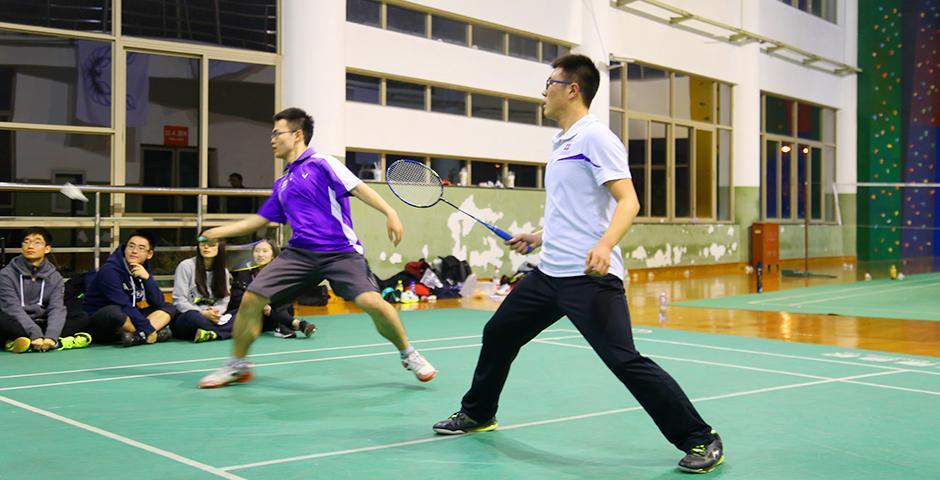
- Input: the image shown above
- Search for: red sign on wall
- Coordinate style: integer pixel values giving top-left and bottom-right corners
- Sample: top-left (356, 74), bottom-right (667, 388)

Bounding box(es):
top-left (163, 125), bottom-right (189, 146)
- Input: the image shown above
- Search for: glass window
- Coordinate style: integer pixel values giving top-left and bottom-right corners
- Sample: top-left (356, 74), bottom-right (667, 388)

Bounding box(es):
top-left (471, 25), bottom-right (504, 54)
top-left (765, 140), bottom-right (779, 218)
top-left (508, 163), bottom-right (537, 188)
top-left (345, 151), bottom-right (381, 181)
top-left (386, 5), bottom-right (426, 37)
top-left (386, 80), bottom-right (425, 110)
top-left (124, 53), bottom-right (199, 214)
top-left (431, 157), bottom-right (463, 185)
top-left (627, 64), bottom-right (669, 116)
top-left (810, 146), bottom-right (822, 220)
top-left (0, 0), bottom-right (112, 32)
top-left (765, 96), bottom-right (793, 135)
top-left (650, 122), bottom-right (668, 217)
top-left (471, 93), bottom-right (503, 120)
top-left (347, 0), bottom-right (381, 27)
top-left (824, 0), bottom-right (837, 22)
top-left (507, 99), bottom-right (538, 125)
top-left (694, 129), bottom-right (713, 219)
top-left (822, 108), bottom-right (835, 143)
top-left (541, 42), bottom-right (570, 64)
top-left (206, 61), bottom-right (275, 214)
top-left (0, 31), bottom-right (112, 127)
top-left (797, 103), bottom-right (821, 140)
top-left (0, 132), bottom-right (110, 217)
top-left (431, 87), bottom-right (466, 115)
top-left (628, 119), bottom-right (647, 217)
top-left (346, 73), bottom-right (381, 104)
top-left (471, 161), bottom-right (502, 186)
top-left (122, 0), bottom-right (277, 53)
top-left (717, 129), bottom-right (731, 221)
top-left (718, 83), bottom-right (732, 126)
top-left (675, 126), bottom-right (692, 218)
top-left (780, 142), bottom-right (793, 218)
top-left (610, 63), bottom-right (623, 108)
top-left (675, 74), bottom-right (714, 123)
top-left (610, 112), bottom-right (623, 141)
top-left (508, 34), bottom-right (538, 61)
top-left (432, 16), bottom-right (467, 45)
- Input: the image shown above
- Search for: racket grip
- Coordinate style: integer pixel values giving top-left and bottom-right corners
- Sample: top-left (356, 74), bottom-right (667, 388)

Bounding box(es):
top-left (491, 226), bottom-right (533, 253)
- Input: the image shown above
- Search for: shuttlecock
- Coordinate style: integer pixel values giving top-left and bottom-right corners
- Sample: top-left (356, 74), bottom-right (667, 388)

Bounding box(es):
top-left (683, 270), bottom-right (691, 278)
top-left (744, 265), bottom-right (754, 274)
top-left (864, 273), bottom-right (872, 281)
top-left (897, 273), bottom-right (905, 280)
top-left (59, 182), bottom-right (88, 202)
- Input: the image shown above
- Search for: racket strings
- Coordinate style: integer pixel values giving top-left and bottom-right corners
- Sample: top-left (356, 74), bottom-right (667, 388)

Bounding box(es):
top-left (386, 160), bottom-right (443, 208)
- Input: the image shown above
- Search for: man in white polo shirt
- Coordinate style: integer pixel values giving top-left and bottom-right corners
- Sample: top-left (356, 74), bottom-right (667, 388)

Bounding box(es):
top-left (432, 55), bottom-right (724, 474)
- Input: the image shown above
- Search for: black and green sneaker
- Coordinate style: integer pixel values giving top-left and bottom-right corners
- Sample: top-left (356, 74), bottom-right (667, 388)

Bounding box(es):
top-left (432, 412), bottom-right (498, 435)
top-left (678, 431), bottom-right (724, 473)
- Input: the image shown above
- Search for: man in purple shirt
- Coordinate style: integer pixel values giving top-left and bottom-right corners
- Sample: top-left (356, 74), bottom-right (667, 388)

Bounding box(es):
top-left (197, 107), bottom-right (436, 388)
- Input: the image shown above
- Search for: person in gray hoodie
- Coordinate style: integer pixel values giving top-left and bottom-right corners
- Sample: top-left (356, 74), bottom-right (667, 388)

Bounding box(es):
top-left (171, 238), bottom-right (231, 342)
top-left (0, 227), bottom-right (91, 353)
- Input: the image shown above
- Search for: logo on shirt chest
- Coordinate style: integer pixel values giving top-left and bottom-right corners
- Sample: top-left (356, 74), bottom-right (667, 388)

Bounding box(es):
top-left (563, 143), bottom-right (572, 151)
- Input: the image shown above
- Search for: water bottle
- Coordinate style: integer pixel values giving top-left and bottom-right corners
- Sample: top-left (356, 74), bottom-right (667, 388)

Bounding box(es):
top-left (658, 292), bottom-right (667, 324)
top-left (756, 261), bottom-right (764, 293)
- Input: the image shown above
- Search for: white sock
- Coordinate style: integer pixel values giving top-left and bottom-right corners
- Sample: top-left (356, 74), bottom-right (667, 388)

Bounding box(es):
top-left (399, 346), bottom-right (415, 358)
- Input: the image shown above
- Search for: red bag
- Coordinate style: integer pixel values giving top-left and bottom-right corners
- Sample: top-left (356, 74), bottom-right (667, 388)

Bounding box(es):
top-left (414, 283), bottom-right (432, 296)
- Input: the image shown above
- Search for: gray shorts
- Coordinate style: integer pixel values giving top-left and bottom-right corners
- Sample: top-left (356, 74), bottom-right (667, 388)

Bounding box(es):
top-left (246, 247), bottom-right (380, 306)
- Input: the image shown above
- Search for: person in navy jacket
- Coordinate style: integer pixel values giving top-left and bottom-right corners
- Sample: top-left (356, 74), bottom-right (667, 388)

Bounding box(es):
top-left (83, 230), bottom-right (176, 347)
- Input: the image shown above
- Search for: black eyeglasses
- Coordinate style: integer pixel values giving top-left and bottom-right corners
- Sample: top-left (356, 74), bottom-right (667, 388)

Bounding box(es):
top-left (545, 78), bottom-right (573, 90)
top-left (270, 129), bottom-right (298, 140)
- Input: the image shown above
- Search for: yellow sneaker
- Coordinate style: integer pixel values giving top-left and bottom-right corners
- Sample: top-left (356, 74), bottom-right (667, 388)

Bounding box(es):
top-left (4, 337), bottom-right (31, 353)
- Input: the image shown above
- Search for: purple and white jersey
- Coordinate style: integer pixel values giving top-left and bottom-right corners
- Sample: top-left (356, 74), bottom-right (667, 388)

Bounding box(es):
top-left (258, 148), bottom-right (365, 254)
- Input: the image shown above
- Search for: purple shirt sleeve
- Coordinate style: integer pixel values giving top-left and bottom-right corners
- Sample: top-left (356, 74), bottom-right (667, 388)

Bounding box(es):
top-left (257, 179), bottom-right (287, 223)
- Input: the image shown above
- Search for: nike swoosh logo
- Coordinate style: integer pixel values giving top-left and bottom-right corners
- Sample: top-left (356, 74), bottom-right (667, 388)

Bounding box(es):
top-left (302, 172), bottom-right (309, 179)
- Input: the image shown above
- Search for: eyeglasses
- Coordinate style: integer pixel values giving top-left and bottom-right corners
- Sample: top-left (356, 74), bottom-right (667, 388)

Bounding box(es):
top-left (270, 129), bottom-right (298, 140)
top-left (126, 242), bottom-right (151, 253)
top-left (21, 240), bottom-right (46, 247)
top-left (545, 78), bottom-right (573, 90)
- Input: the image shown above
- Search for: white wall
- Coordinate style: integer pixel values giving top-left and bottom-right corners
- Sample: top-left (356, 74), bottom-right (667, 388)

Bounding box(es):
top-left (345, 102), bottom-right (554, 162)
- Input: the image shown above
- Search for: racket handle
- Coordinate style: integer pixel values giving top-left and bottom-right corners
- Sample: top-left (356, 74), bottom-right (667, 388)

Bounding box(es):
top-left (488, 225), bottom-right (533, 253)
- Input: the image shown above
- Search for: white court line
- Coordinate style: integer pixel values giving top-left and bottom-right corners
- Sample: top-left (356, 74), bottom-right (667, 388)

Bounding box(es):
top-left (0, 395), bottom-right (244, 480)
top-left (787, 281), bottom-right (940, 307)
top-left (0, 335), bottom-right (583, 392)
top-left (740, 275), bottom-right (940, 305)
top-left (537, 339), bottom-right (940, 396)
top-left (0, 333), bottom-right (494, 381)
top-left (533, 339), bottom-right (835, 380)
top-left (220, 369), bottom-right (901, 472)
top-left (550, 328), bottom-right (940, 376)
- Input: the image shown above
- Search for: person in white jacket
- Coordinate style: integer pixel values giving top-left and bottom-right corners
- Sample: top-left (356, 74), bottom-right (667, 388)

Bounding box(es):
top-left (171, 238), bottom-right (231, 343)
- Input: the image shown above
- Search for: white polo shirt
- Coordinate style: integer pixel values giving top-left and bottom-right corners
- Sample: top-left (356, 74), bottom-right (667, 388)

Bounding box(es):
top-left (539, 114), bottom-right (632, 280)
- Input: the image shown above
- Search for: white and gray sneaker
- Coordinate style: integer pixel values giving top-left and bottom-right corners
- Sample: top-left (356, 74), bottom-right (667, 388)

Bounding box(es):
top-left (198, 362), bottom-right (254, 389)
top-left (402, 351), bottom-right (437, 382)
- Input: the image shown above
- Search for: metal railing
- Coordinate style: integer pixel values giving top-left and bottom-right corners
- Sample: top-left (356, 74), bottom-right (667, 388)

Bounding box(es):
top-left (0, 181), bottom-right (276, 269)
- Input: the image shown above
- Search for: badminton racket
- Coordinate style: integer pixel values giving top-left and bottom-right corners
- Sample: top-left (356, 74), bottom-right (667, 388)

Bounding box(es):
top-left (385, 159), bottom-right (531, 253)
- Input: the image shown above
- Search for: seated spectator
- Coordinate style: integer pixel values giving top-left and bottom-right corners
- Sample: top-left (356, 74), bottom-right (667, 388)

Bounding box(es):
top-left (0, 227), bottom-right (91, 353)
top-left (83, 230), bottom-right (176, 347)
top-left (172, 238), bottom-right (232, 343)
top-left (228, 239), bottom-right (315, 339)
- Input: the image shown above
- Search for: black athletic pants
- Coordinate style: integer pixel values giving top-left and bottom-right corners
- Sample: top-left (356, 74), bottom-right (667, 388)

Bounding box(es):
top-left (460, 268), bottom-right (712, 452)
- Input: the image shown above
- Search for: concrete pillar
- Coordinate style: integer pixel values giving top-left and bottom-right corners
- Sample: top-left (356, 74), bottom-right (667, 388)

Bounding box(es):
top-left (281, 0), bottom-right (346, 157)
